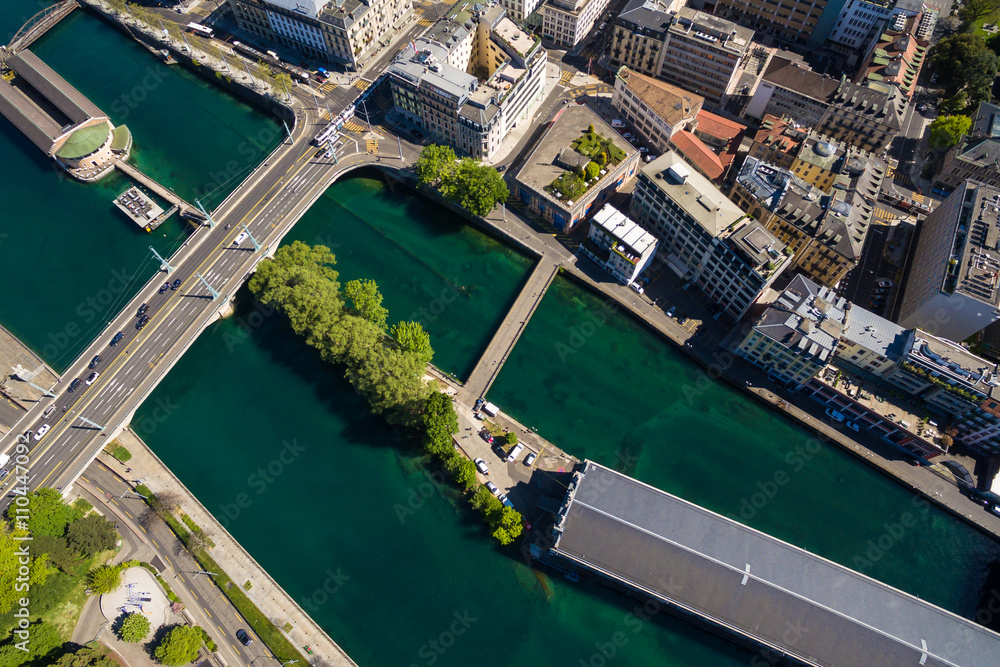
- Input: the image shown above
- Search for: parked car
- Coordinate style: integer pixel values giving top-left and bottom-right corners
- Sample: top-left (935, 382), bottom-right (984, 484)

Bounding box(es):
top-left (170, 279), bottom-right (182, 290)
top-left (666, 306), bottom-right (677, 318)
top-left (498, 494), bottom-right (514, 509)
top-left (524, 452), bottom-right (537, 467)
top-left (506, 443), bottom-right (524, 462)
top-left (629, 282), bottom-right (643, 294)
top-left (677, 314), bottom-right (689, 325)
top-left (86, 372), bottom-right (99, 386)
top-left (33, 425), bottom-right (50, 440)
top-left (876, 279), bottom-right (893, 288)
top-left (485, 481), bottom-right (499, 495)
top-left (110, 331), bottom-right (124, 346)
top-left (824, 407), bottom-right (846, 423)
top-left (479, 428), bottom-right (493, 444)
top-left (68, 378), bottom-right (82, 393)
top-left (158, 282), bottom-right (170, 294)
top-left (474, 398), bottom-right (485, 411)
top-left (236, 629), bottom-right (253, 646)
top-left (89, 355), bottom-right (102, 369)
top-left (474, 458), bottom-right (489, 475)
top-left (846, 420), bottom-right (860, 432)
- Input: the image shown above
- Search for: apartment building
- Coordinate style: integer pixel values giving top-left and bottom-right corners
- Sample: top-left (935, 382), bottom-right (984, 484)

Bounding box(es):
top-left (542, 0), bottom-right (610, 47)
top-left (610, 4), bottom-right (754, 108)
top-left (934, 104), bottom-right (1000, 194)
top-left (748, 115), bottom-right (848, 193)
top-left (827, 0), bottom-right (893, 52)
top-left (744, 56), bottom-right (838, 127)
top-left (580, 205), bottom-right (659, 286)
top-left (630, 153), bottom-right (790, 320)
top-left (853, 10), bottom-right (930, 99)
top-left (611, 66), bottom-right (703, 153)
top-left (497, 0), bottom-right (543, 23)
top-left (898, 179), bottom-right (1000, 342)
top-left (713, 0), bottom-right (828, 45)
top-left (228, 0), bottom-right (413, 70)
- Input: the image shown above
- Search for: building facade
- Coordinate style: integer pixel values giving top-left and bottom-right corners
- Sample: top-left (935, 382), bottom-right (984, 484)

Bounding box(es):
top-left (228, 0), bottom-right (413, 70)
top-left (580, 205), bottom-right (659, 286)
top-left (611, 66), bottom-right (703, 153)
top-left (542, 0), bottom-right (610, 47)
top-left (713, 0), bottom-right (828, 45)
top-left (853, 11), bottom-right (930, 100)
top-left (630, 153), bottom-right (789, 320)
top-left (826, 0), bottom-right (893, 52)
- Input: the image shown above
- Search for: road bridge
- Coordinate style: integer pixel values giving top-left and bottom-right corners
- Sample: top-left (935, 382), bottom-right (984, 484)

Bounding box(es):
top-left (542, 461), bottom-right (1000, 667)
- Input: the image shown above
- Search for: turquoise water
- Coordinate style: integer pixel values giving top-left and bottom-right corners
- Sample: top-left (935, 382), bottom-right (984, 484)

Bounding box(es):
top-left (282, 172), bottom-right (532, 378)
top-left (0, 3), bottom-right (279, 371)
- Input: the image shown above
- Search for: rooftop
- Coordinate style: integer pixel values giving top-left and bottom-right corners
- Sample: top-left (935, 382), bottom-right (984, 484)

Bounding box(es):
top-left (615, 0), bottom-right (675, 38)
top-left (729, 221), bottom-right (785, 270)
top-left (616, 66), bottom-right (703, 128)
top-left (54, 120), bottom-right (110, 159)
top-left (669, 130), bottom-right (724, 180)
top-left (669, 6), bottom-right (753, 56)
top-left (694, 109), bottom-right (745, 142)
top-left (7, 50), bottom-right (105, 126)
top-left (796, 133), bottom-right (843, 173)
top-left (752, 114), bottom-right (807, 154)
top-left (591, 204), bottom-right (658, 259)
top-left (971, 101), bottom-right (1000, 138)
top-left (944, 180), bottom-right (1000, 306)
top-left (955, 136), bottom-right (1000, 168)
top-left (388, 40), bottom-right (478, 101)
top-left (640, 152), bottom-right (746, 236)
top-left (552, 461), bottom-right (1000, 667)
top-left (906, 331), bottom-right (1000, 395)
top-left (752, 274), bottom-right (847, 363)
top-left (841, 304), bottom-right (908, 359)
top-left (762, 56), bottom-right (839, 103)
top-left (494, 17), bottom-right (535, 57)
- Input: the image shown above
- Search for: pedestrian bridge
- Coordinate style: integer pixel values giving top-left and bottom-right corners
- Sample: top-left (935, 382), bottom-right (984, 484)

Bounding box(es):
top-left (542, 461), bottom-right (1000, 667)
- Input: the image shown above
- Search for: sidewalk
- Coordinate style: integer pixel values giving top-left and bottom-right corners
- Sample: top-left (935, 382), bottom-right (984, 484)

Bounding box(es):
top-left (111, 428), bottom-right (358, 667)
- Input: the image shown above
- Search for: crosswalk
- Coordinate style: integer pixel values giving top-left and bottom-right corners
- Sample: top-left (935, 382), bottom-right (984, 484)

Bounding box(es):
top-left (366, 137), bottom-right (379, 154)
top-left (343, 120), bottom-right (367, 133)
top-left (354, 79), bottom-right (371, 91)
top-left (884, 164), bottom-right (915, 189)
top-left (417, 18), bottom-right (433, 27)
top-left (318, 80), bottom-right (337, 93)
top-left (558, 70), bottom-right (573, 86)
top-left (872, 205), bottom-right (897, 225)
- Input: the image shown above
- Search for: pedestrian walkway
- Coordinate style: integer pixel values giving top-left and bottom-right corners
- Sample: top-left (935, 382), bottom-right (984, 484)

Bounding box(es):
top-left (110, 428), bottom-right (358, 667)
top-left (0, 324), bottom-right (58, 429)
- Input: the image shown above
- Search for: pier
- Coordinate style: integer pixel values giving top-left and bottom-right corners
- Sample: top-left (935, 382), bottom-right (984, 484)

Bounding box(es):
top-left (114, 160), bottom-right (193, 216)
top-left (460, 256), bottom-right (560, 402)
top-left (542, 461), bottom-right (1000, 667)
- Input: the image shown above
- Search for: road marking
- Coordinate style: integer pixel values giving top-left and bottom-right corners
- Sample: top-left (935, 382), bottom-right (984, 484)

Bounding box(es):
top-left (124, 510), bottom-right (133, 518)
top-left (165, 555), bottom-right (173, 567)
top-left (44, 453), bottom-right (54, 465)
top-left (234, 611), bottom-right (240, 621)
top-left (204, 606), bottom-right (213, 618)
top-left (36, 465), bottom-right (60, 489)
top-left (232, 644), bottom-right (241, 656)
top-left (80, 475), bottom-right (90, 483)
top-left (111, 499), bottom-right (119, 506)
top-left (217, 625), bottom-right (227, 637)
top-left (190, 588), bottom-right (199, 600)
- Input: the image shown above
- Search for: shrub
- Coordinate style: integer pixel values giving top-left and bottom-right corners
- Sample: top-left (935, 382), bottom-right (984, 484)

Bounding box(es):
top-left (504, 432), bottom-right (518, 446)
top-left (87, 564), bottom-right (123, 595)
top-left (119, 612), bottom-right (150, 643)
top-left (112, 445), bottom-right (132, 462)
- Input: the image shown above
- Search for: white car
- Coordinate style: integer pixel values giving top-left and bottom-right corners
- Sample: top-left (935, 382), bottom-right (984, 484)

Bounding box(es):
top-left (233, 231), bottom-right (249, 245)
top-left (474, 458), bottom-right (489, 475)
top-left (506, 443), bottom-right (524, 463)
top-left (86, 372), bottom-right (99, 385)
top-left (524, 452), bottom-right (537, 467)
top-left (485, 481), bottom-right (499, 495)
top-left (34, 425), bottom-right (50, 440)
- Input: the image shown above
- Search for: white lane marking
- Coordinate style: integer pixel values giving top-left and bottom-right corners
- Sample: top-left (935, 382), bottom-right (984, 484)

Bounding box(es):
top-left (741, 564), bottom-right (750, 586)
top-left (44, 453), bottom-right (55, 465)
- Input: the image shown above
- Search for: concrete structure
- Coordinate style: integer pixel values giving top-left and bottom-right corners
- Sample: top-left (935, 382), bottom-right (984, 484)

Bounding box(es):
top-left (826, 0), bottom-right (893, 53)
top-left (898, 179), bottom-right (1000, 342)
top-left (853, 11), bottom-right (930, 99)
top-left (511, 104), bottom-right (640, 232)
top-left (498, 0), bottom-right (543, 23)
top-left (611, 66), bottom-right (703, 153)
top-left (610, 4), bottom-right (753, 108)
top-left (630, 153), bottom-right (789, 320)
top-left (836, 301), bottom-right (909, 377)
top-left (731, 155), bottom-right (878, 287)
top-left (934, 105), bottom-right (1000, 193)
top-left (743, 55), bottom-right (837, 127)
top-left (542, 0), bottom-right (610, 47)
top-left (228, 0), bottom-right (413, 70)
top-left (543, 460), bottom-right (1000, 666)
top-left (387, 2), bottom-right (545, 161)
top-left (713, 0), bottom-right (829, 45)
top-left (580, 204), bottom-right (658, 286)
top-left (0, 50), bottom-right (130, 182)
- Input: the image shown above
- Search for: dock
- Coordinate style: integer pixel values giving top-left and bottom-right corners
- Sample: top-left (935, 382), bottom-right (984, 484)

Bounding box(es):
top-left (460, 256), bottom-right (560, 402)
top-left (113, 186), bottom-right (168, 231)
top-left (115, 161), bottom-right (193, 216)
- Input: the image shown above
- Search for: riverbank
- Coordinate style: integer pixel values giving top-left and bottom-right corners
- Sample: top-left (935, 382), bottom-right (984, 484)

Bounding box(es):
top-left (0, 323), bottom-right (59, 432)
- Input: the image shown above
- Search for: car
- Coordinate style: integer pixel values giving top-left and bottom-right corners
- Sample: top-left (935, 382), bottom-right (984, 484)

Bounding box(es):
top-left (86, 372), bottom-right (99, 386)
top-left (110, 331), bottom-right (124, 346)
top-left (158, 282), bottom-right (170, 294)
top-left (876, 279), bottom-right (893, 287)
top-left (0, 470), bottom-right (8, 482)
top-left (136, 315), bottom-right (150, 330)
top-left (485, 481), bottom-right (499, 495)
top-left (68, 378), bottom-right (82, 393)
top-left (236, 629), bottom-right (253, 646)
top-left (479, 429), bottom-right (493, 444)
top-left (137, 303), bottom-right (149, 317)
top-left (506, 443), bottom-right (524, 463)
top-left (475, 412), bottom-right (486, 420)
top-left (23, 430), bottom-right (33, 440)
top-left (917, 103), bottom-right (926, 112)
top-left (695, 326), bottom-right (706, 339)
top-left (474, 398), bottom-right (485, 411)
top-left (498, 494), bottom-right (513, 509)
top-left (474, 458), bottom-right (489, 475)
top-left (677, 315), bottom-right (689, 325)
top-left (234, 231), bottom-right (249, 245)
top-left (171, 279), bottom-right (182, 290)
top-left (524, 452), bottom-right (536, 467)
top-left (89, 355), bottom-right (102, 369)
top-left (629, 282), bottom-right (643, 294)
top-left (497, 165), bottom-right (506, 172)
top-left (666, 306), bottom-right (677, 318)
top-left (846, 420), bottom-right (860, 432)
top-left (824, 407), bottom-right (846, 423)
top-left (33, 424), bottom-right (50, 440)
top-left (638, 146), bottom-right (648, 153)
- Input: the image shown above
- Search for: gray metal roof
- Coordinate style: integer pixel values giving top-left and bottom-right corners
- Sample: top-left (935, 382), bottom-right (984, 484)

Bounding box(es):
top-left (0, 77), bottom-right (60, 153)
top-left (8, 50), bottom-right (104, 125)
top-left (552, 461), bottom-right (1000, 667)
top-left (751, 274), bottom-right (846, 363)
top-left (841, 304), bottom-right (908, 359)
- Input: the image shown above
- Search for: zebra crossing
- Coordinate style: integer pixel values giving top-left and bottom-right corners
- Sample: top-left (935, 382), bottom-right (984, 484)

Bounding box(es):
top-left (558, 70), bottom-right (573, 86)
top-left (354, 79), bottom-right (371, 91)
top-left (343, 120), bottom-right (367, 133)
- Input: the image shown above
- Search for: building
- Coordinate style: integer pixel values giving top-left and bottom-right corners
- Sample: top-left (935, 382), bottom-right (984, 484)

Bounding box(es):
top-left (610, 4), bottom-right (754, 108)
top-left (732, 156), bottom-right (878, 287)
top-left (737, 274), bottom-right (848, 387)
top-left (542, 0), bottom-right (611, 47)
top-left (747, 116), bottom-right (847, 193)
top-left (228, 0), bottom-right (413, 70)
top-left (713, 0), bottom-right (829, 45)
top-left (898, 179), bottom-right (1000, 342)
top-left (836, 300), bottom-right (909, 377)
top-left (497, 0), bottom-right (543, 23)
top-left (386, 2), bottom-right (545, 161)
top-left (630, 153), bottom-right (789, 320)
top-left (512, 103), bottom-right (641, 231)
top-left (579, 205), bottom-right (659, 285)
top-left (667, 109), bottom-right (746, 183)
top-left (933, 103), bottom-right (1000, 194)
top-left (826, 0), bottom-right (893, 53)
top-left (853, 11), bottom-right (930, 100)
top-left (743, 55), bottom-right (839, 127)
top-left (611, 66), bottom-right (703, 153)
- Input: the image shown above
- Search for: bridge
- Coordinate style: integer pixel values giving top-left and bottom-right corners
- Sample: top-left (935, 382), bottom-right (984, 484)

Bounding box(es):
top-left (2, 0), bottom-right (78, 57)
top-left (540, 461), bottom-right (1000, 667)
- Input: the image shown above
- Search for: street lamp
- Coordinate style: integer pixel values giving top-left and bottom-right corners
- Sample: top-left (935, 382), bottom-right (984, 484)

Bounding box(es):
top-left (279, 661), bottom-right (299, 667)
top-left (193, 570), bottom-right (219, 580)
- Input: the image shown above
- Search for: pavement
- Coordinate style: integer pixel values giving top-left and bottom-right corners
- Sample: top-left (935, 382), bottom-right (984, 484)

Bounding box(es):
top-left (0, 323), bottom-right (59, 431)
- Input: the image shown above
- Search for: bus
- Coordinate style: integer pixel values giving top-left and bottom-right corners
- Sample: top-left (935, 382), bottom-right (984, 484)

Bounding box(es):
top-left (187, 22), bottom-right (213, 38)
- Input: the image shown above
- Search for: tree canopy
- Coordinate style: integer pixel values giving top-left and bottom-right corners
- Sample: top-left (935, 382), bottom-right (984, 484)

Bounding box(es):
top-left (86, 564), bottom-right (123, 595)
top-left (6, 488), bottom-right (82, 537)
top-left (50, 646), bottom-right (119, 667)
top-left (0, 621), bottom-right (62, 667)
top-left (390, 321), bottom-right (434, 365)
top-left (958, 0), bottom-right (1000, 29)
top-left (929, 34), bottom-right (999, 108)
top-left (415, 144), bottom-right (458, 186)
top-left (929, 115), bottom-right (973, 149)
top-left (66, 514), bottom-right (119, 557)
top-left (344, 279), bottom-right (388, 330)
top-left (416, 145), bottom-right (509, 217)
top-left (0, 523), bottom-right (52, 614)
top-left (119, 612), bottom-right (151, 643)
top-left (153, 625), bottom-right (204, 665)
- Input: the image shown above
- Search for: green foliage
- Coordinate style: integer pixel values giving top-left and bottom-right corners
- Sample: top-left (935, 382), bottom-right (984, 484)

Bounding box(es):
top-left (928, 115), bottom-right (973, 149)
top-left (959, 0), bottom-right (1000, 29)
top-left (444, 456), bottom-right (478, 491)
top-left (198, 626), bottom-right (217, 651)
top-left (5, 488), bottom-right (82, 537)
top-left (929, 34), bottom-right (1000, 108)
top-left (112, 445), bottom-right (132, 462)
top-left (422, 392), bottom-right (458, 458)
top-left (440, 159), bottom-right (510, 217)
top-left (390, 321), bottom-right (434, 365)
top-left (73, 499), bottom-right (93, 513)
top-left (33, 535), bottom-right (84, 574)
top-left (572, 128), bottom-right (627, 164)
top-left (154, 625), bottom-right (203, 665)
top-left (344, 279), bottom-right (389, 330)
top-left (86, 564), bottom-right (122, 595)
top-left (549, 172), bottom-right (587, 200)
top-left (415, 144), bottom-right (458, 186)
top-left (594, 151), bottom-right (608, 167)
top-left (584, 160), bottom-right (600, 181)
top-left (470, 486), bottom-right (500, 513)
top-left (66, 514), bottom-right (119, 557)
top-left (488, 506), bottom-right (524, 545)
top-left (0, 523), bottom-right (52, 615)
top-left (119, 612), bottom-right (151, 643)
top-left (0, 620), bottom-right (63, 667)
top-left (50, 646), bottom-right (118, 667)
top-left (504, 432), bottom-right (518, 446)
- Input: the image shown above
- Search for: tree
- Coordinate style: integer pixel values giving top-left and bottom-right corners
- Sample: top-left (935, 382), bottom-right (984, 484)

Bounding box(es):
top-left (415, 144), bottom-right (457, 186)
top-left (958, 0), bottom-right (1000, 29)
top-left (504, 432), bottom-right (518, 446)
top-left (119, 612), bottom-right (151, 643)
top-left (0, 621), bottom-right (63, 667)
top-left (422, 392), bottom-right (458, 458)
top-left (344, 279), bottom-right (389, 330)
top-left (442, 160), bottom-right (509, 217)
top-left (50, 646), bottom-right (118, 667)
top-left (5, 488), bottom-right (81, 537)
top-left (940, 92), bottom-right (970, 115)
top-left (929, 34), bottom-right (1000, 107)
top-left (87, 564), bottom-right (123, 595)
top-left (489, 506), bottom-right (524, 545)
top-left (250, 242), bottom-right (340, 312)
top-left (940, 434), bottom-right (955, 449)
top-left (443, 456), bottom-right (478, 490)
top-left (33, 535), bottom-right (84, 574)
top-left (584, 161), bottom-right (600, 181)
top-left (153, 625), bottom-right (204, 665)
top-left (0, 524), bottom-right (52, 614)
top-left (66, 515), bottom-right (119, 557)
top-left (390, 321), bottom-right (434, 364)
top-left (929, 115), bottom-right (973, 149)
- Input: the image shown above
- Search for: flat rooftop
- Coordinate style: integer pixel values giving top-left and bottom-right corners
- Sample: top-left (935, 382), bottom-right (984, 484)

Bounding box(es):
top-left (642, 152), bottom-right (746, 236)
top-left (591, 204), bottom-right (657, 258)
top-left (551, 461), bottom-right (1000, 667)
top-left (951, 181), bottom-right (1000, 307)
